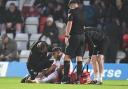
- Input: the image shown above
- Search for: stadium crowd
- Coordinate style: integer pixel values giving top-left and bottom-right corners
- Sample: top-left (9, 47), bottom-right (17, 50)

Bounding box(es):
top-left (0, 0), bottom-right (128, 63)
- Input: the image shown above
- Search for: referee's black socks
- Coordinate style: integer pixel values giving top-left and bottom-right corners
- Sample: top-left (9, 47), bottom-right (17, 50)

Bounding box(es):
top-left (77, 61), bottom-right (82, 79)
top-left (64, 61), bottom-right (70, 77)
top-left (61, 61), bottom-right (70, 83)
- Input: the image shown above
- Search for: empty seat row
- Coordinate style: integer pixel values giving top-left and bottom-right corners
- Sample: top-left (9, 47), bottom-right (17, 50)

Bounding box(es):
top-left (25, 17), bottom-right (39, 34)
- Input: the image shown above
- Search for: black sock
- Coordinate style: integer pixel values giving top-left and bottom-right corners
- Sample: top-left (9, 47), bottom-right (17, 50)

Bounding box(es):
top-left (77, 61), bottom-right (82, 78)
top-left (64, 61), bottom-right (70, 77)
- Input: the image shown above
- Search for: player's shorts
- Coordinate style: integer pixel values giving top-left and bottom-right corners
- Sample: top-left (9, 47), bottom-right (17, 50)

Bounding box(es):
top-left (89, 39), bottom-right (106, 56)
top-left (66, 33), bottom-right (85, 58)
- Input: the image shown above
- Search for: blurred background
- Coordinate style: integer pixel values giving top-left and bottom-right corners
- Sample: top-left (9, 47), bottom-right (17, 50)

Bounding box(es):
top-left (0, 0), bottom-right (128, 79)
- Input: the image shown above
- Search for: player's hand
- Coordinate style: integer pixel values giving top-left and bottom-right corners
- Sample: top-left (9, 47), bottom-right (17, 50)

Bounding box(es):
top-left (65, 37), bottom-right (69, 46)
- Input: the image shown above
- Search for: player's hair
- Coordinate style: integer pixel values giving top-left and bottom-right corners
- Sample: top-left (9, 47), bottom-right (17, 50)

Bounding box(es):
top-left (52, 47), bottom-right (62, 52)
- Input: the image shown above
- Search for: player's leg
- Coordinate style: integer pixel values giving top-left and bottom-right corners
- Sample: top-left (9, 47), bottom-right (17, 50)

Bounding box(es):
top-left (27, 65), bottom-right (39, 80)
top-left (88, 44), bottom-right (99, 83)
top-left (24, 69), bottom-right (39, 83)
top-left (76, 56), bottom-right (83, 80)
top-left (91, 46), bottom-right (99, 82)
top-left (96, 41), bottom-right (105, 84)
top-left (62, 54), bottom-right (70, 83)
top-left (76, 34), bottom-right (85, 81)
top-left (62, 35), bottom-right (78, 83)
top-left (36, 71), bottom-right (58, 83)
top-left (97, 54), bottom-right (104, 84)
top-left (91, 55), bottom-right (99, 82)
top-left (21, 75), bottom-right (30, 83)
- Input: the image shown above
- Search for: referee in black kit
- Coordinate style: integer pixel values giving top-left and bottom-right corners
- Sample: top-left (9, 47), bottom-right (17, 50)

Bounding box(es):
top-left (62, 0), bottom-right (85, 83)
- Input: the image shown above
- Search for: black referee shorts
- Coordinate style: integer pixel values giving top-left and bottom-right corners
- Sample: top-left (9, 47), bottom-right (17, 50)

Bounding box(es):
top-left (65, 34), bottom-right (85, 58)
top-left (89, 39), bottom-right (106, 57)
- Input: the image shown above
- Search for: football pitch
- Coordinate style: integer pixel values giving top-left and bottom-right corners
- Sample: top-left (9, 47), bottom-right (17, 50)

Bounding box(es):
top-left (0, 78), bottom-right (128, 89)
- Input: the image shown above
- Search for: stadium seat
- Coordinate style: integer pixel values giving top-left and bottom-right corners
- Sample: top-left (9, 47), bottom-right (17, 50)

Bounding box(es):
top-left (23, 0), bottom-right (35, 7)
top-left (55, 21), bottom-right (66, 43)
top-left (29, 34), bottom-right (42, 47)
top-left (40, 35), bottom-right (51, 45)
top-left (15, 33), bottom-right (29, 50)
top-left (55, 21), bottom-right (66, 35)
top-left (22, 6), bottom-right (30, 17)
top-left (39, 16), bottom-right (47, 33)
top-left (25, 17), bottom-right (39, 34)
top-left (58, 35), bottom-right (65, 43)
top-left (7, 33), bottom-right (14, 39)
top-left (22, 6), bottom-right (40, 17)
top-left (116, 51), bottom-right (126, 63)
top-left (19, 50), bottom-right (30, 62)
top-left (0, 33), bottom-right (13, 41)
top-left (123, 34), bottom-right (128, 43)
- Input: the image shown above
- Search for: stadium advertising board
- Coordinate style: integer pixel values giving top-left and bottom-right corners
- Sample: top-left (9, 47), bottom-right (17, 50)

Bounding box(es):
top-left (86, 64), bottom-right (128, 80)
top-left (0, 62), bottom-right (9, 77)
top-left (0, 62), bottom-right (128, 80)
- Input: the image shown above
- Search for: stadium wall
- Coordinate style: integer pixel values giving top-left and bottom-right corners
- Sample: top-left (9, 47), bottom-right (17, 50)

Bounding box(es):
top-left (0, 62), bottom-right (128, 80)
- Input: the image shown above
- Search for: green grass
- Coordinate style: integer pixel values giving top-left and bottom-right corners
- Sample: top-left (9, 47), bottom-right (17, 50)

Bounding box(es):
top-left (0, 78), bottom-right (128, 89)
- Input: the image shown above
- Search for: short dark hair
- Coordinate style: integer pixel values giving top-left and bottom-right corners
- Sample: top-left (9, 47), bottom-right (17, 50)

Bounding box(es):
top-left (52, 47), bottom-right (62, 52)
top-left (68, 0), bottom-right (81, 5)
top-left (10, 3), bottom-right (16, 6)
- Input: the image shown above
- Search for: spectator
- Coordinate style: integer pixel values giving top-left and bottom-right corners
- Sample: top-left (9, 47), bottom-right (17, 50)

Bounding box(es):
top-left (43, 16), bottom-right (59, 47)
top-left (52, 1), bottom-right (67, 22)
top-left (0, 34), bottom-right (18, 61)
top-left (83, 0), bottom-right (98, 27)
top-left (0, 0), bottom-right (7, 35)
top-left (101, 1), bottom-right (122, 63)
top-left (5, 3), bottom-right (23, 36)
top-left (34, 0), bottom-right (48, 16)
top-left (34, 0), bottom-right (66, 22)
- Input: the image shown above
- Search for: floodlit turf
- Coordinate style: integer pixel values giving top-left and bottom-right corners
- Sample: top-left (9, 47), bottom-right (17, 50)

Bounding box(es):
top-left (0, 78), bottom-right (128, 89)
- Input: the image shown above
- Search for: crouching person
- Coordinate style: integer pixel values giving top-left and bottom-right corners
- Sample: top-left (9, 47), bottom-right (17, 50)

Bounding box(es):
top-left (21, 41), bottom-right (53, 83)
top-left (31, 47), bottom-right (65, 83)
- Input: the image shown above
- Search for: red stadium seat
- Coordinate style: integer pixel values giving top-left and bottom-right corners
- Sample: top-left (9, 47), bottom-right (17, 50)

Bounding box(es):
top-left (39, 16), bottom-right (47, 33)
top-left (123, 34), bottom-right (128, 43)
top-left (22, 6), bottom-right (40, 17)
top-left (22, 6), bottom-right (30, 17)
top-left (59, 35), bottom-right (65, 43)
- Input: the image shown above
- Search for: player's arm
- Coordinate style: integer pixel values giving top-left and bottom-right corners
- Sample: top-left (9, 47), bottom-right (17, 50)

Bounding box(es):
top-left (65, 21), bottom-right (72, 37)
top-left (65, 9), bottom-right (74, 37)
top-left (44, 64), bottom-right (56, 76)
top-left (65, 10), bottom-right (73, 45)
